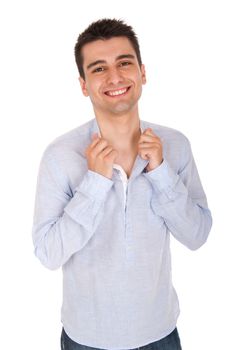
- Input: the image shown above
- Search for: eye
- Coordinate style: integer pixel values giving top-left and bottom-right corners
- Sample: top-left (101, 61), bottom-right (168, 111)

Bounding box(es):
top-left (92, 67), bottom-right (104, 73)
top-left (119, 61), bottom-right (132, 67)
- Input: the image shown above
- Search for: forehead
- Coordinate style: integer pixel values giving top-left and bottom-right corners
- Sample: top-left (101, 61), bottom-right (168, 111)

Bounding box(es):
top-left (81, 37), bottom-right (136, 67)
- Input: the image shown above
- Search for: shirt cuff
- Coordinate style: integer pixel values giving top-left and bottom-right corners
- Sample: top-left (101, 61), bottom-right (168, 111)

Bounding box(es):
top-left (64, 170), bottom-right (114, 230)
top-left (74, 169), bottom-right (114, 201)
top-left (143, 158), bottom-right (180, 200)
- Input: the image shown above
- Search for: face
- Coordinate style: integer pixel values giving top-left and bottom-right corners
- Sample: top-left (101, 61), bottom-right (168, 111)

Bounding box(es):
top-left (79, 36), bottom-right (146, 116)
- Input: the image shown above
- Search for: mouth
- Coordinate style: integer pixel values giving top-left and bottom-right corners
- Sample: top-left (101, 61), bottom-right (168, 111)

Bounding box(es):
top-left (104, 86), bottom-right (131, 98)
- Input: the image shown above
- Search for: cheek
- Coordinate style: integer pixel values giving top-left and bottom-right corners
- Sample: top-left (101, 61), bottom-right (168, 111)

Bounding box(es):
top-left (87, 82), bottom-right (105, 105)
top-left (88, 80), bottom-right (102, 96)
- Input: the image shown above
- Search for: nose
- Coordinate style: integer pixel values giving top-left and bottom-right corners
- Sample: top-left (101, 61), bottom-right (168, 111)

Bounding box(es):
top-left (106, 67), bottom-right (124, 85)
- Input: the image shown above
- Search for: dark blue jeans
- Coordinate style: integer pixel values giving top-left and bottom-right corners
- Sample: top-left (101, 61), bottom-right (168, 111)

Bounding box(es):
top-left (60, 327), bottom-right (182, 350)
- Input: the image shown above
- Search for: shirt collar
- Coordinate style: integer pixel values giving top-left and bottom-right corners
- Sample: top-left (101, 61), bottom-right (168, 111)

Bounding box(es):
top-left (90, 118), bottom-right (149, 180)
top-left (91, 117), bottom-right (144, 137)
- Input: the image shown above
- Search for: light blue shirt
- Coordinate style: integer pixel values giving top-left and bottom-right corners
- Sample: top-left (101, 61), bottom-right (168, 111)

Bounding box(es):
top-left (32, 117), bottom-right (212, 349)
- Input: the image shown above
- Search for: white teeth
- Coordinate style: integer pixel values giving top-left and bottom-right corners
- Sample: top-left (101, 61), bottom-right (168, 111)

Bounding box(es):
top-left (106, 88), bottom-right (128, 96)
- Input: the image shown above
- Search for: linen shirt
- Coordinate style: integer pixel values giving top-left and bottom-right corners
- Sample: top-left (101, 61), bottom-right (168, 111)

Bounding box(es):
top-left (32, 117), bottom-right (212, 349)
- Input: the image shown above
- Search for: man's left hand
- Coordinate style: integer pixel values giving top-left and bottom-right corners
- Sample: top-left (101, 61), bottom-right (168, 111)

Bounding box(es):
top-left (138, 128), bottom-right (163, 172)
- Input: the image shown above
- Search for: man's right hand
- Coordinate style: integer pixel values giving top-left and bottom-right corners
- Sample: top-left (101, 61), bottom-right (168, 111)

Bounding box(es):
top-left (85, 133), bottom-right (118, 179)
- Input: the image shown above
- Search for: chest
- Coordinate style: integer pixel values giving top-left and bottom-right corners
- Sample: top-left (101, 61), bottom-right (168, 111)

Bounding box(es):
top-left (115, 153), bottom-right (138, 179)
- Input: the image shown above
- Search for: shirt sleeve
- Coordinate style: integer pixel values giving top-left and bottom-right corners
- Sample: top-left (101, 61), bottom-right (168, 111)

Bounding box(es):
top-left (32, 148), bottom-right (114, 270)
top-left (143, 136), bottom-right (213, 250)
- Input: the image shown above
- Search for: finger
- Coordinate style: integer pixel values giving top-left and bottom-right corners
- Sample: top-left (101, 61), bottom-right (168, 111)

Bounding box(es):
top-left (144, 129), bottom-right (162, 142)
top-left (138, 148), bottom-right (154, 159)
top-left (100, 145), bottom-right (114, 158)
top-left (144, 128), bottom-right (155, 136)
top-left (104, 149), bottom-right (118, 162)
top-left (138, 141), bottom-right (162, 149)
top-left (91, 138), bottom-right (110, 157)
top-left (138, 149), bottom-right (149, 159)
top-left (139, 129), bottom-right (161, 142)
top-left (89, 133), bottom-right (101, 148)
top-left (138, 134), bottom-right (160, 144)
top-left (92, 132), bottom-right (99, 140)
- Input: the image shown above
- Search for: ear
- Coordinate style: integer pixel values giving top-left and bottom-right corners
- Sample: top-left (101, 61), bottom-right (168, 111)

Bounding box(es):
top-left (141, 64), bottom-right (147, 85)
top-left (78, 76), bottom-right (89, 97)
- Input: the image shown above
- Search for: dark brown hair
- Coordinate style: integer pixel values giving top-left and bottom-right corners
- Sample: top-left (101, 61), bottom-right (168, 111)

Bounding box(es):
top-left (74, 18), bottom-right (142, 80)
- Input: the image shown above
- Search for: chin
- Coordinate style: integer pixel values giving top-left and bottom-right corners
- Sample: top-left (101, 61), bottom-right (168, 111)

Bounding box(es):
top-left (111, 102), bottom-right (135, 114)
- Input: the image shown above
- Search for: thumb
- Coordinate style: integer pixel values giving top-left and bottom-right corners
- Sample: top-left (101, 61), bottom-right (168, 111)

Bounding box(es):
top-left (92, 133), bottom-right (100, 140)
top-left (144, 128), bottom-right (153, 135)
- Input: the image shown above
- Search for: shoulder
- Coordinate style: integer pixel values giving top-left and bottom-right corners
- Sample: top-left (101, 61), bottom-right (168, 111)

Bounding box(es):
top-left (41, 118), bottom-right (94, 162)
top-left (141, 120), bottom-right (190, 146)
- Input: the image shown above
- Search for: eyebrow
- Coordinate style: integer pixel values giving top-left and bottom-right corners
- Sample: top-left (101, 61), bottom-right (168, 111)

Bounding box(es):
top-left (86, 54), bottom-right (136, 70)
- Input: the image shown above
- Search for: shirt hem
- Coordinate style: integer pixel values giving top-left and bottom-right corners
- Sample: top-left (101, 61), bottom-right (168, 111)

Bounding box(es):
top-left (62, 310), bottom-right (180, 350)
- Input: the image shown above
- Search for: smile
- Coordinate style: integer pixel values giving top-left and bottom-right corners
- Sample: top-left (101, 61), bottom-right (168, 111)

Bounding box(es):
top-left (104, 86), bottom-right (131, 97)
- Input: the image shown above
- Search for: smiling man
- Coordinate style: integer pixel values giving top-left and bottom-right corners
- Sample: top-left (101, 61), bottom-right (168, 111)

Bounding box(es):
top-left (32, 18), bottom-right (212, 350)
top-left (78, 34), bottom-right (148, 179)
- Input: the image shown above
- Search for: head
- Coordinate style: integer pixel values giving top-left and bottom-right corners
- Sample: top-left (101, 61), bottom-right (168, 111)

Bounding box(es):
top-left (74, 18), bottom-right (146, 117)
top-left (74, 18), bottom-right (143, 81)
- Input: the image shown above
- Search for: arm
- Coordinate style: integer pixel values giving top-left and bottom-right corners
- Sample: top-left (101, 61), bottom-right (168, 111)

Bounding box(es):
top-left (143, 136), bottom-right (212, 250)
top-left (32, 148), bottom-right (113, 270)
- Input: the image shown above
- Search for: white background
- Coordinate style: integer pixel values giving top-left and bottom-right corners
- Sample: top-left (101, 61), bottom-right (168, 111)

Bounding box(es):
top-left (0, 1), bottom-right (231, 349)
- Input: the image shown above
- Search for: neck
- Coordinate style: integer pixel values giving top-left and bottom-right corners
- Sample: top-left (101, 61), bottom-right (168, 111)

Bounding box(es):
top-left (95, 109), bottom-right (141, 152)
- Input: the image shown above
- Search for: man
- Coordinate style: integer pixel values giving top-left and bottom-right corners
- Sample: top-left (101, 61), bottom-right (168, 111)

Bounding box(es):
top-left (32, 18), bottom-right (212, 350)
